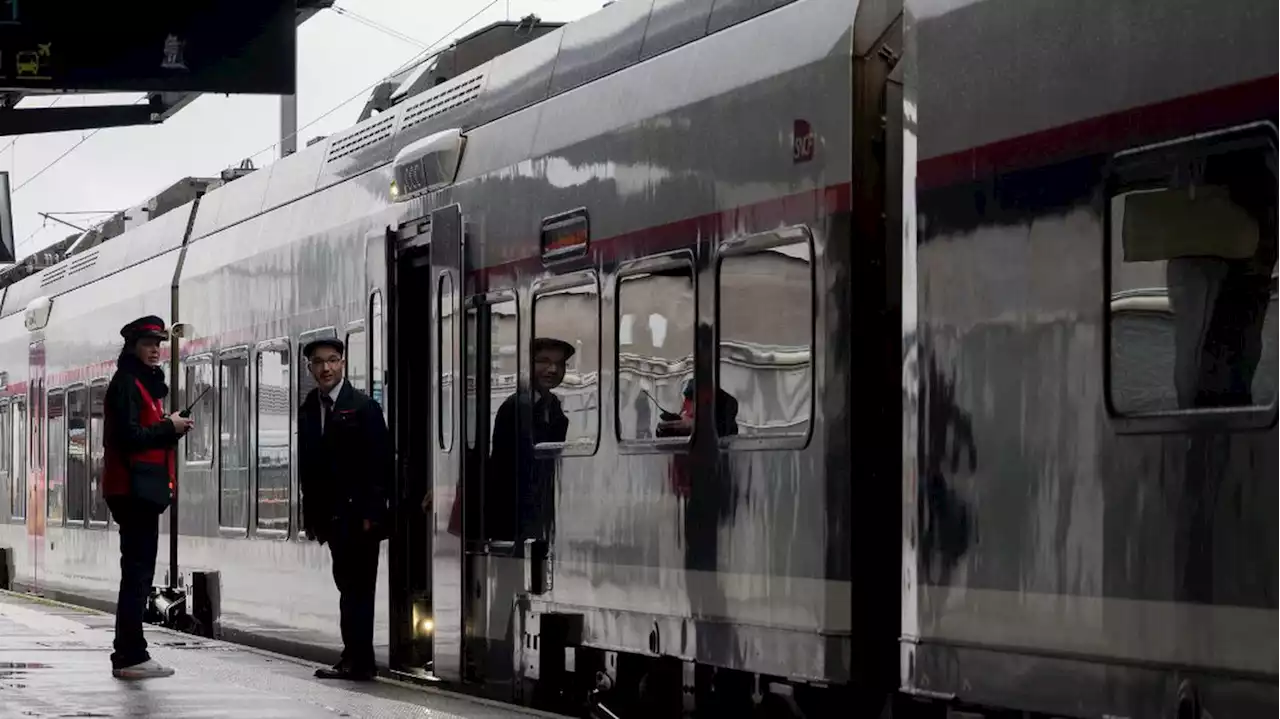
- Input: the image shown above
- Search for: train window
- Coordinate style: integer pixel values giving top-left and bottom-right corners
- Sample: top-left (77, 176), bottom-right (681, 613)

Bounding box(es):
top-left (370, 292), bottom-right (386, 415)
top-left (184, 356), bottom-right (215, 464)
top-left (256, 341), bottom-right (291, 535)
top-left (717, 229), bottom-right (815, 445)
top-left (0, 400), bottom-right (10, 517)
top-left (438, 272), bottom-right (456, 451)
top-left (346, 326), bottom-right (368, 393)
top-left (11, 399), bottom-right (25, 519)
top-left (65, 385), bottom-right (88, 524)
top-left (531, 273), bottom-right (600, 454)
top-left (218, 348), bottom-right (251, 531)
top-left (616, 257), bottom-right (696, 445)
top-left (47, 389), bottom-right (65, 523)
top-left (1107, 125), bottom-right (1277, 421)
top-left (88, 381), bottom-right (108, 525)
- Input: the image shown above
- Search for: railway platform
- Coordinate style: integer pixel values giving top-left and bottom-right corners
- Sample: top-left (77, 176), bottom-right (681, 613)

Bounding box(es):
top-left (0, 590), bottom-right (542, 719)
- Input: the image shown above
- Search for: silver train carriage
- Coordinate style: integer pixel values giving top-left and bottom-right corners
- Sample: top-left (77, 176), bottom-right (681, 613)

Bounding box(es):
top-left (907, 0), bottom-right (1277, 717)
top-left (0, 0), bottom-right (1275, 717)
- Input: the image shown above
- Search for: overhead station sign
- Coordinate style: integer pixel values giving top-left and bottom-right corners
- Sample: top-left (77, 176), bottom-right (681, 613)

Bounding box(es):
top-left (0, 1), bottom-right (297, 94)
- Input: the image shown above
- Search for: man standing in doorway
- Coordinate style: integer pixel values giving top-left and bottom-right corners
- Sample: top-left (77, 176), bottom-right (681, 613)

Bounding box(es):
top-left (103, 316), bottom-right (193, 679)
top-left (299, 338), bottom-right (393, 681)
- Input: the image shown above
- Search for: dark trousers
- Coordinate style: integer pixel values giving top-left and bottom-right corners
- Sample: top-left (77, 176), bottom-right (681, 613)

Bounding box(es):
top-left (328, 531), bottom-right (380, 670)
top-left (106, 495), bottom-right (162, 669)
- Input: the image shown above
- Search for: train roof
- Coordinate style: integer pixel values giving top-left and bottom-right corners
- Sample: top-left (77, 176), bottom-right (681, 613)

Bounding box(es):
top-left (0, 0), bottom-right (825, 318)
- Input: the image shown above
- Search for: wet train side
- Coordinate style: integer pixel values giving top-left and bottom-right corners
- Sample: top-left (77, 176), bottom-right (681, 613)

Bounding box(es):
top-left (907, 1), bottom-right (1277, 718)
top-left (0, 0), bottom-right (885, 711)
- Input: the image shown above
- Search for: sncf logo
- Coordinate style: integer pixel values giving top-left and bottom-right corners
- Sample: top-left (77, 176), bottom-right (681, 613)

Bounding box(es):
top-left (793, 119), bottom-right (815, 163)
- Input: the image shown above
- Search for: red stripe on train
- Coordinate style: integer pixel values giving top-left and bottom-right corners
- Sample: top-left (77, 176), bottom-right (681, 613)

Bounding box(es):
top-left (918, 74), bottom-right (1278, 191)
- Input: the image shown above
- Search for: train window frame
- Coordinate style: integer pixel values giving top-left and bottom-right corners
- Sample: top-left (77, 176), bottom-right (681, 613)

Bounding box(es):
top-left (183, 354), bottom-right (216, 465)
top-left (296, 326), bottom-right (337, 542)
top-left (1103, 121), bottom-right (1278, 435)
top-left (531, 269), bottom-right (602, 457)
top-left (369, 290), bottom-right (387, 418)
top-left (254, 338), bottom-right (292, 540)
top-left (10, 397), bottom-right (25, 520)
top-left (345, 321), bottom-right (368, 394)
top-left (614, 251), bottom-right (698, 454)
top-left (714, 225), bottom-right (818, 451)
top-left (217, 345), bottom-right (252, 536)
top-left (64, 382), bottom-right (89, 527)
top-left (87, 378), bottom-right (109, 529)
top-left (0, 398), bottom-right (10, 519)
top-left (46, 387), bottom-right (66, 524)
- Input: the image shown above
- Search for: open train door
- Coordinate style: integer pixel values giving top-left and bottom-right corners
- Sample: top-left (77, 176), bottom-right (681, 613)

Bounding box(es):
top-left (427, 204), bottom-right (466, 682)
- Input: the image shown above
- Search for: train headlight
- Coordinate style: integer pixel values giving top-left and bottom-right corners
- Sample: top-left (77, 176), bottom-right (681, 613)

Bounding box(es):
top-left (390, 179), bottom-right (400, 200)
top-left (419, 618), bottom-right (434, 634)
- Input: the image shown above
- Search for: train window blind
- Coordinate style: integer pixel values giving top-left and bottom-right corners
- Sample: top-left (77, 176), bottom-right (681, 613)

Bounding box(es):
top-left (531, 272), bottom-right (600, 456)
top-left (255, 341), bottom-right (291, 535)
top-left (716, 227), bottom-right (815, 448)
top-left (218, 348), bottom-right (251, 531)
top-left (615, 254), bottom-right (696, 447)
top-left (65, 385), bottom-right (88, 524)
top-left (88, 381), bottom-right (108, 526)
top-left (1106, 123), bottom-right (1277, 426)
top-left (46, 389), bottom-right (65, 523)
top-left (184, 356), bottom-right (215, 464)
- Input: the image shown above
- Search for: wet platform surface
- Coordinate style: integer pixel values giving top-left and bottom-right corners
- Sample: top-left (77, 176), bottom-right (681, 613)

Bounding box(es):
top-left (0, 591), bottom-right (541, 719)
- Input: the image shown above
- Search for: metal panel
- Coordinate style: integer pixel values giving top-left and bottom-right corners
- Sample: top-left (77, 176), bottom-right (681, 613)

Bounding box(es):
top-left (707, 0), bottom-right (798, 33)
top-left (639, 0), bottom-right (716, 60)
top-left (429, 204), bottom-right (465, 682)
top-left (261, 140), bottom-right (327, 210)
top-left (547, 0), bottom-right (653, 96)
top-left (469, 27), bottom-right (564, 127)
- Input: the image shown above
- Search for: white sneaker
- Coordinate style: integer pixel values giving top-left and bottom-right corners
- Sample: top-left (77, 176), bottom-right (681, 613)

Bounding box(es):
top-left (112, 658), bottom-right (176, 679)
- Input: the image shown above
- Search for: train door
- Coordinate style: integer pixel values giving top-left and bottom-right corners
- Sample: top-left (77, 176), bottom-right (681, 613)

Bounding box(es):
top-left (384, 217), bottom-right (435, 677)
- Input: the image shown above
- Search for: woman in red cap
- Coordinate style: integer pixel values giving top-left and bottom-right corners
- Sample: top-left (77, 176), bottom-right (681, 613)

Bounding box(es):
top-left (102, 315), bottom-right (193, 680)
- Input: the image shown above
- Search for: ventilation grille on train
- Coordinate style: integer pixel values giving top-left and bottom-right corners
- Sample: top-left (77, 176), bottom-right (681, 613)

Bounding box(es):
top-left (38, 250), bottom-right (98, 288)
top-left (325, 115), bottom-right (397, 165)
top-left (400, 74), bottom-right (485, 132)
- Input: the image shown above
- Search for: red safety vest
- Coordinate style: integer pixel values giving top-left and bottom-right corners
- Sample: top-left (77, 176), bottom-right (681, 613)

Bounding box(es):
top-left (103, 379), bottom-right (175, 500)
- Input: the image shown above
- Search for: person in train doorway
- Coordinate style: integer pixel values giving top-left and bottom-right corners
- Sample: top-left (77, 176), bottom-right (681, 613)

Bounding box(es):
top-left (102, 316), bottom-right (194, 680)
top-left (299, 337), bottom-right (393, 681)
top-left (488, 337), bottom-right (572, 543)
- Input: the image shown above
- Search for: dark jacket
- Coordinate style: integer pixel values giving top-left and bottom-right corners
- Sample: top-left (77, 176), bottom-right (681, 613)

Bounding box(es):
top-left (102, 353), bottom-right (180, 508)
top-left (299, 381), bottom-right (393, 543)
top-left (487, 389), bottom-right (568, 541)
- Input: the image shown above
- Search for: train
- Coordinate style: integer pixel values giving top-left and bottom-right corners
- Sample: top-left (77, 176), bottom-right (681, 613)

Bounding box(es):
top-left (0, 0), bottom-right (1276, 717)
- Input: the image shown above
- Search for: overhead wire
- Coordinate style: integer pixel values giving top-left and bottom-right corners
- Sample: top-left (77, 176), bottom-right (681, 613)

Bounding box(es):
top-left (332, 5), bottom-right (428, 48)
top-left (11, 95), bottom-right (148, 195)
top-left (231, 0), bottom-right (502, 167)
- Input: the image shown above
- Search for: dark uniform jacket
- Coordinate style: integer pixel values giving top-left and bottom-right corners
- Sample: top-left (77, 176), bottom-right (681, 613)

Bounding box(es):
top-left (486, 389), bottom-right (568, 542)
top-left (299, 381), bottom-right (393, 544)
top-left (103, 352), bottom-right (180, 508)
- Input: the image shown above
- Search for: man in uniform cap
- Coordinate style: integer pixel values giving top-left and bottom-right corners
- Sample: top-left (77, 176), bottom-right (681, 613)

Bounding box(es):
top-left (103, 315), bottom-right (194, 679)
top-left (299, 336), bottom-right (393, 681)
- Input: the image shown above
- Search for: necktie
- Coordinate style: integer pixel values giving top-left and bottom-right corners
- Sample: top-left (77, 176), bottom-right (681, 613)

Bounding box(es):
top-left (321, 393), bottom-right (333, 433)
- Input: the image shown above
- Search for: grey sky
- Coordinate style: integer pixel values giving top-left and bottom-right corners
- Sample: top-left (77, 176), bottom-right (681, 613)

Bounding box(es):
top-left (5, 0), bottom-right (603, 260)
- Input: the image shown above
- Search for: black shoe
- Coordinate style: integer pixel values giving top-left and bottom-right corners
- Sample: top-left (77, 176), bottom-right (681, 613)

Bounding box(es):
top-left (315, 662), bottom-right (375, 681)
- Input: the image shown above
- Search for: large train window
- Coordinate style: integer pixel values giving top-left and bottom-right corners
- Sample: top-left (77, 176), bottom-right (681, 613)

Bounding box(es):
top-left (46, 388), bottom-right (65, 523)
top-left (184, 355), bottom-right (215, 464)
top-left (88, 380), bottom-right (108, 526)
top-left (65, 384), bottom-right (88, 525)
top-left (255, 340), bottom-right (291, 536)
top-left (218, 347), bottom-right (251, 532)
top-left (716, 227), bottom-right (815, 447)
top-left (1107, 123), bottom-right (1277, 428)
top-left (616, 253), bottom-right (696, 446)
top-left (11, 398), bottom-right (25, 520)
top-left (531, 271), bottom-right (600, 455)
